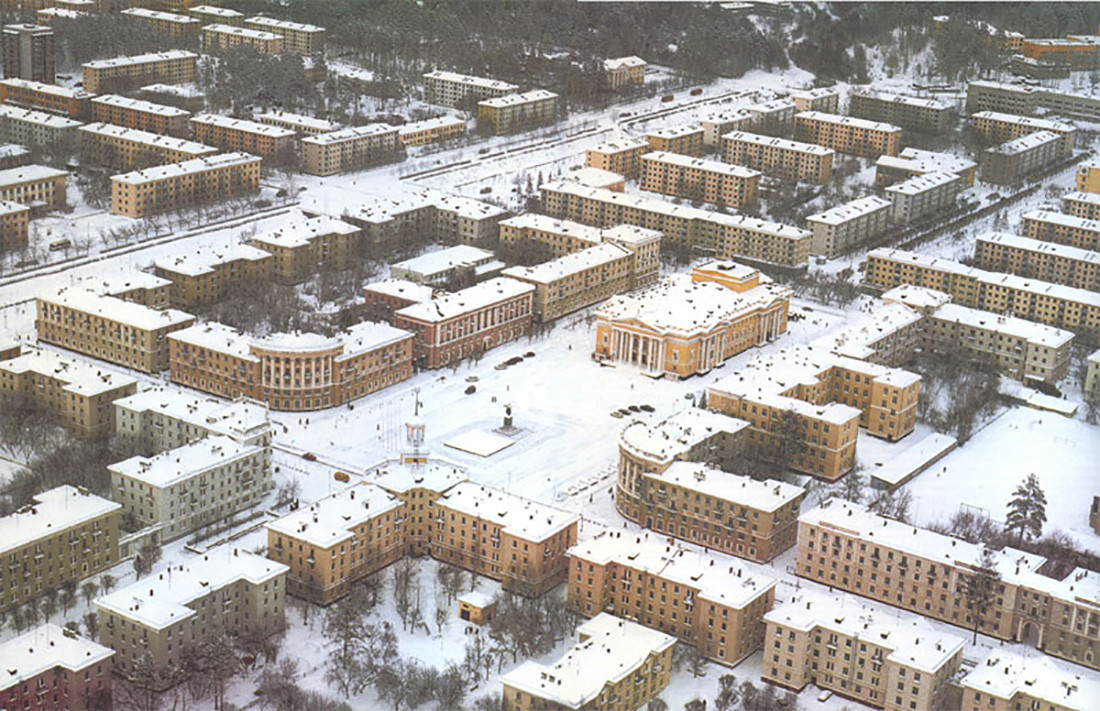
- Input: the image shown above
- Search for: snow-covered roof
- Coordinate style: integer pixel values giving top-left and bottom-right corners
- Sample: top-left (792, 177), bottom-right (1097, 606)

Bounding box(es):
top-left (988, 130), bottom-right (1060, 155)
top-left (395, 277), bottom-right (534, 323)
top-left (0, 143), bottom-right (30, 158)
top-left (154, 243), bottom-right (270, 277)
top-left (370, 460), bottom-right (467, 495)
top-left (499, 213), bottom-right (603, 245)
top-left (245, 16), bottom-right (324, 33)
top-left (96, 546), bottom-right (287, 630)
top-left (810, 302), bottom-right (923, 360)
top-left (0, 77), bottom-right (92, 99)
top-left (602, 224), bottom-right (661, 245)
top-left (501, 613), bottom-right (674, 707)
top-left (83, 50), bottom-right (197, 70)
top-left (766, 590), bottom-right (965, 673)
top-left (1022, 209), bottom-right (1100, 232)
top-left (569, 530), bottom-right (777, 609)
top-left (0, 199), bottom-right (27, 215)
top-left (603, 56), bottom-right (647, 71)
top-left (883, 171), bottom-right (962, 197)
top-left (881, 284), bottom-right (953, 310)
top-left (748, 98), bottom-right (795, 115)
top-left (364, 278), bottom-right (434, 304)
top-left (1063, 191), bottom-right (1100, 208)
top-left (967, 79), bottom-right (1037, 95)
top-left (868, 432), bottom-right (957, 488)
top-left (876, 147), bottom-right (977, 177)
top-left (503, 243), bottom-right (630, 284)
top-left (121, 7), bottom-right (200, 24)
top-left (0, 348), bottom-right (137, 396)
top-left (978, 231), bottom-right (1098, 269)
top-left (0, 104), bottom-right (82, 128)
top-left (619, 408), bottom-right (749, 466)
top-left (255, 110), bottom-right (339, 133)
top-left (113, 387), bottom-right (270, 440)
top-left (700, 108), bottom-right (753, 126)
top-left (40, 287), bottom-right (193, 330)
top-left (0, 164), bottom-right (66, 185)
top-left (790, 87), bottom-right (840, 100)
top-left (806, 196), bottom-right (892, 225)
top-left (170, 319), bottom-right (410, 360)
top-left (391, 245), bottom-right (497, 279)
top-left (722, 130), bottom-right (834, 156)
top-left (564, 166), bottom-right (624, 189)
top-left (643, 150), bottom-right (761, 179)
top-left (202, 23), bottom-right (281, 41)
top-left (852, 88), bottom-right (949, 111)
top-left (190, 113), bottom-right (295, 138)
top-left (963, 650), bottom-right (1097, 709)
top-left (111, 152), bottom-right (260, 185)
top-left (477, 89), bottom-right (558, 108)
top-left (35, 7), bottom-right (85, 18)
top-left (457, 590), bottom-right (494, 608)
top-left (422, 70), bottom-right (518, 92)
top-left (646, 123), bottom-right (704, 140)
top-left (0, 624), bottom-right (113, 693)
top-left (656, 462), bottom-right (803, 512)
top-left (0, 486), bottom-right (121, 556)
top-left (76, 271), bottom-right (171, 296)
top-left (266, 483), bottom-right (402, 548)
top-left (79, 122), bottom-right (216, 156)
top-left (110, 435), bottom-right (261, 488)
top-left (972, 110), bottom-right (1074, 134)
top-left (190, 5), bottom-right (242, 19)
top-left (397, 116), bottom-right (465, 135)
top-left (588, 137), bottom-right (649, 154)
top-left (796, 110), bottom-right (902, 134)
top-left (437, 482), bottom-right (579, 541)
top-left (91, 94), bottom-right (190, 118)
top-left (250, 211), bottom-right (358, 248)
top-left (301, 123), bottom-right (398, 145)
top-left (931, 302), bottom-right (1075, 348)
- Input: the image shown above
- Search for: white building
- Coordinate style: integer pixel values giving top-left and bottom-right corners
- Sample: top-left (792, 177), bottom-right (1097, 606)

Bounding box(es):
top-left (805, 195), bottom-right (893, 258)
top-left (113, 388), bottom-right (273, 455)
top-left (389, 244), bottom-right (504, 286)
top-left (884, 171), bottom-right (963, 224)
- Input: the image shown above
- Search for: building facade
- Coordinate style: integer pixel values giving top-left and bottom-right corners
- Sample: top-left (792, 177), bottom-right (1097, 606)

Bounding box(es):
top-left (849, 89), bottom-right (951, 132)
top-left (1063, 191), bottom-right (1100, 220)
top-left (91, 94), bottom-right (190, 137)
top-left (645, 124), bottom-right (704, 157)
top-left (0, 198), bottom-right (28, 251)
top-left (585, 138), bottom-right (650, 178)
top-left (806, 196), bottom-right (894, 258)
top-left (722, 130), bottom-right (834, 184)
top-left (397, 116), bottom-right (466, 146)
top-left (243, 16), bottom-right (323, 54)
top-left (81, 50), bottom-right (197, 94)
top-left (970, 111), bottom-right (1076, 159)
top-left (603, 56), bottom-right (646, 89)
top-left (640, 150), bottom-right (760, 208)
top-left (300, 124), bottom-right (402, 176)
top-left (476, 89), bottom-right (559, 135)
top-left (189, 113), bottom-right (295, 158)
top-left (1021, 209), bottom-right (1100, 250)
top-left (201, 23), bottom-right (283, 54)
top-left (883, 171), bottom-right (963, 225)
top-left (423, 70), bottom-right (518, 108)
top-left (981, 130), bottom-right (1063, 185)
top-left (2, 23), bottom-right (54, 83)
top-left (0, 78), bottom-right (91, 118)
top-left (0, 104), bottom-right (81, 147)
top-left (250, 213), bottom-right (361, 284)
top-left (795, 111), bottom-right (902, 158)
top-left (79, 122), bottom-right (217, 170)
top-left (110, 152), bottom-right (262, 218)
top-left (0, 164), bottom-right (64, 207)
top-left (152, 244), bottom-right (273, 308)
top-left (0, 624), bottom-right (113, 711)
top-left (975, 231), bottom-right (1100, 292)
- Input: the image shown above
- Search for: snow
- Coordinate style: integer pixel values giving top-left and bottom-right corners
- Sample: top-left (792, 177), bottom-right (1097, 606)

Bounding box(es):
top-left (0, 486), bottom-right (120, 556)
top-left (444, 430), bottom-right (515, 458)
top-left (0, 624), bottom-right (113, 690)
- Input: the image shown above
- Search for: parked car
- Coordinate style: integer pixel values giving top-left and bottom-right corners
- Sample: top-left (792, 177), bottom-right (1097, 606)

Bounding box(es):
top-left (465, 385), bottom-right (477, 395)
top-left (302, 452), bottom-right (317, 461)
top-left (334, 471), bottom-right (350, 483)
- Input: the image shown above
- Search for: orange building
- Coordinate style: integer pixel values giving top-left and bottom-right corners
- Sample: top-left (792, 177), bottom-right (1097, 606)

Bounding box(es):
top-left (152, 243), bottom-right (274, 308)
top-left (975, 231), bottom-right (1100, 292)
top-left (82, 50), bottom-right (197, 94)
top-left (189, 113), bottom-right (295, 158)
top-left (585, 138), bottom-right (649, 179)
top-left (91, 94), bottom-right (190, 137)
top-left (202, 23), bottom-right (283, 54)
top-left (0, 77), bottom-right (91, 119)
top-left (640, 150), bottom-right (760, 209)
top-left (795, 111), bottom-right (902, 158)
top-left (645, 124), bottom-right (704, 157)
top-left (0, 199), bottom-right (28, 251)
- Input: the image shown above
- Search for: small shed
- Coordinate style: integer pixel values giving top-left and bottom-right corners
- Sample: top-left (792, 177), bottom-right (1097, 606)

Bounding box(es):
top-left (458, 591), bottom-right (495, 625)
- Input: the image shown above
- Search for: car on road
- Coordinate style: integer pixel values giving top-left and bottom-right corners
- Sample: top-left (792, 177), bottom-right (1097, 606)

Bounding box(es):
top-left (302, 452), bottom-right (317, 461)
top-left (465, 385), bottom-right (477, 395)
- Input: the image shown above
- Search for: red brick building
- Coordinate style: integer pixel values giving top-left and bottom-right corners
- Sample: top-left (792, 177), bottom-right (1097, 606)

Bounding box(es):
top-left (0, 624), bottom-right (113, 710)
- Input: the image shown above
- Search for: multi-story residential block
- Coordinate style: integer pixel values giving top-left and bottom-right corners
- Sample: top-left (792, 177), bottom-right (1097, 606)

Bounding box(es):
top-left (617, 408), bottom-right (749, 480)
top-left (594, 267), bottom-right (789, 377)
top-left (1063, 190), bottom-right (1100, 220)
top-left (169, 320), bottom-right (413, 411)
top-left (363, 279), bottom-right (434, 322)
top-left (79, 122), bottom-right (217, 170)
top-left (0, 143), bottom-right (28, 169)
top-left (0, 624), bottom-right (113, 711)
top-left (36, 287), bottom-right (194, 372)
top-left (2, 23), bottom-right (54, 83)
top-left (864, 248), bottom-right (1100, 343)
top-left (563, 166), bottom-right (625, 192)
top-left (764, 591), bottom-right (966, 711)
top-left (152, 244), bottom-right (272, 308)
top-left (113, 388), bottom-right (272, 456)
top-left (640, 150), bottom-right (760, 208)
top-left (745, 99), bottom-right (797, 136)
top-left (202, 23), bottom-right (283, 54)
top-left (884, 171), bottom-right (963, 225)
top-left (584, 137), bottom-right (649, 178)
top-left (700, 109), bottom-right (753, 147)
top-left (243, 16), bottom-right (323, 54)
top-left (875, 147), bottom-right (978, 187)
top-left (502, 243), bottom-right (634, 321)
top-left (1078, 159), bottom-right (1100, 194)
top-left (1086, 348), bottom-right (1100, 402)
top-left (708, 346), bottom-right (921, 479)
top-left (502, 613), bottom-right (674, 711)
top-left (390, 244), bottom-right (503, 286)
top-left (722, 130), bottom-right (834, 184)
top-left (96, 547), bottom-right (287, 682)
top-left (476, 89), bottom-right (558, 135)
top-left (0, 78), bottom-right (90, 118)
top-left (795, 111), bottom-right (902, 158)
top-left (540, 181), bottom-right (812, 267)
top-left (1021, 209), bottom-right (1100, 250)
top-left (965, 80), bottom-right (1041, 115)
top-left (371, 458), bottom-right (467, 556)
top-left (73, 271), bottom-right (172, 309)
top-left (603, 55), bottom-right (646, 89)
top-left (961, 650), bottom-right (1096, 711)
top-left (82, 50), bottom-right (197, 94)
top-left (250, 213), bottom-right (361, 284)
top-left (189, 113), bottom-right (295, 158)
top-left (797, 499), bottom-right (1100, 672)
top-left (119, 8), bottom-right (201, 37)
top-left (300, 123), bottom-right (402, 175)
top-left (970, 110), bottom-right (1076, 159)
top-left (255, 110), bottom-right (339, 137)
top-left (36, 7), bottom-right (89, 23)
top-left (976, 231), bottom-right (1100, 291)
top-left (189, 4), bottom-right (242, 26)
top-left (110, 152), bottom-right (262, 218)
top-left (91, 95), bottom-right (190, 137)
top-left (0, 348), bottom-right (137, 439)
top-left (645, 124), bottom-right (704, 157)
top-left (791, 86), bottom-right (840, 114)
top-left (434, 482), bottom-right (579, 596)
top-left (0, 164), bottom-right (64, 207)
top-left (0, 199), bottom-right (28, 251)
top-left (806, 196), bottom-right (893, 258)
top-left (397, 116), bottom-right (466, 146)
top-left (567, 531), bottom-right (777, 666)
top-left (0, 486), bottom-right (120, 613)
top-left (1022, 37), bottom-right (1100, 67)
top-left (849, 89), bottom-right (951, 132)
top-left (981, 130), bottom-right (1063, 185)
top-left (422, 70), bottom-right (518, 108)
top-left (0, 104), bottom-right (81, 147)
top-left (393, 277), bottom-right (534, 368)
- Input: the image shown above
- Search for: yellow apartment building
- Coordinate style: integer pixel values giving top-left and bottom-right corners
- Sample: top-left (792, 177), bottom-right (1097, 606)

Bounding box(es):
top-left (397, 116), bottom-right (466, 146)
top-left (970, 111), bottom-right (1076, 159)
top-left (422, 70), bottom-right (517, 108)
top-left (1063, 191), bottom-right (1100, 220)
top-left (645, 124), bottom-right (704, 157)
top-left (110, 152), bottom-right (262, 218)
top-left (189, 113), bottom-right (295, 158)
top-left (1021, 210), bottom-right (1100, 250)
top-left (477, 89), bottom-right (559, 135)
top-left (119, 8), bottom-right (201, 37)
top-left (0, 164), bottom-right (64, 208)
top-left (585, 138), bottom-right (649, 178)
top-left (91, 94), bottom-right (191, 137)
top-left (849, 89), bottom-right (951, 132)
top-left (603, 56), bottom-right (646, 89)
top-left (249, 213), bottom-right (361, 284)
top-left (79, 122), bottom-right (217, 170)
top-left (82, 50), bottom-right (197, 94)
top-left (152, 243), bottom-right (273, 308)
top-left (961, 651), bottom-right (1097, 711)
top-left (1078, 159), bottom-right (1100, 194)
top-left (300, 124), bottom-right (402, 176)
top-left (640, 150), bottom-right (760, 208)
top-left (791, 87), bottom-right (841, 114)
top-left (243, 16), bottom-right (323, 54)
top-left (202, 23), bottom-right (283, 54)
top-left (975, 231), bottom-right (1100, 292)
top-left (0, 199), bottom-right (28, 251)
top-left (795, 111), bottom-right (902, 158)
top-left (722, 130), bottom-right (834, 184)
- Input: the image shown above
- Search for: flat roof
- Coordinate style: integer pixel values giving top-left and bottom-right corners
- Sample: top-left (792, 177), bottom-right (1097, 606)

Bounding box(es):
top-left (76, 271), bottom-right (171, 296)
top-left (619, 408), bottom-right (749, 467)
top-left (0, 77), bottom-right (91, 99)
top-left (266, 483), bottom-right (402, 548)
top-left (79, 122), bottom-right (217, 155)
top-left (202, 23), bottom-right (281, 40)
top-left (250, 211), bottom-right (358, 248)
top-left (807, 195), bottom-right (893, 225)
top-left (796, 110), bottom-right (902, 134)
top-left (120, 8), bottom-right (200, 24)
top-left (0, 164), bottom-right (66, 185)
top-left (0, 348), bottom-right (137, 396)
top-left (190, 5), bottom-right (242, 18)
top-left (423, 70), bottom-right (518, 92)
top-left (437, 482), bottom-right (578, 541)
top-left (113, 387), bottom-right (271, 440)
top-left (0, 624), bottom-right (113, 692)
top-left (395, 277), bottom-right (534, 323)
top-left (1063, 190), bottom-right (1100, 207)
top-left (391, 245), bottom-right (497, 278)
top-left (301, 123), bottom-right (398, 145)
top-left (245, 16), bottom-right (324, 33)
top-left (0, 104), bottom-right (83, 128)
top-left (963, 650), bottom-right (1098, 709)
top-left (477, 89), bottom-right (558, 108)
top-left (646, 123), bottom-right (704, 139)
top-left (83, 50), bottom-right (197, 70)
top-left (191, 113), bottom-right (295, 138)
top-left (657, 462), bottom-right (804, 512)
top-left (972, 110), bottom-right (1075, 133)
top-left (883, 171), bottom-right (962, 196)
top-left (111, 152), bottom-right (260, 185)
top-left (91, 94), bottom-right (190, 118)
top-left (40, 287), bottom-right (194, 330)
top-left (0, 486), bottom-right (121, 557)
top-left (503, 243), bottom-right (630, 284)
top-left (852, 88), bottom-right (949, 110)
top-left (369, 460), bottom-right (467, 495)
top-left (155, 243), bottom-right (271, 277)
top-left (932, 301), bottom-right (1076, 348)
top-left (977, 231), bottom-right (1099, 269)
top-left (398, 116), bottom-right (466, 135)
top-left (722, 130), bottom-right (834, 156)
top-left (876, 147), bottom-right (977, 176)
top-left (604, 56), bottom-right (646, 70)
top-left (364, 278), bottom-right (434, 304)
top-left (565, 166), bottom-right (624, 188)
top-left (256, 110), bottom-right (339, 132)
top-left (811, 301), bottom-right (923, 360)
top-left (170, 319), bottom-right (410, 360)
top-left (499, 213), bottom-right (603, 245)
top-left (642, 150), bottom-right (761, 179)
top-left (790, 87), bottom-right (840, 100)
top-left (588, 137), bottom-right (649, 154)
top-left (1022, 208), bottom-right (1100, 232)
top-left (110, 435), bottom-right (261, 488)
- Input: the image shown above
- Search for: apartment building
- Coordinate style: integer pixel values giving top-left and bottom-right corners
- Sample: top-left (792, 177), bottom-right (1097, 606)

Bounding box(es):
top-left (976, 231), bottom-right (1100, 292)
top-left (503, 243), bottom-right (633, 321)
top-left (849, 89), bottom-right (951, 132)
top-left (0, 143), bottom-right (28, 169)
top-left (300, 123), bottom-right (402, 175)
top-left (594, 268), bottom-right (789, 378)
top-left (397, 116), bottom-right (466, 146)
top-left (618, 408), bottom-right (749, 483)
top-left (806, 196), bottom-right (893, 258)
top-left (965, 80), bottom-right (1040, 115)
top-left (393, 277), bottom-right (534, 368)
top-left (243, 16), bottom-right (324, 55)
top-left (640, 150), bottom-right (760, 208)
top-left (875, 147), bottom-right (978, 187)
top-left (700, 109), bottom-right (753, 147)
top-left (434, 482), bottom-right (579, 596)
top-left (423, 70), bottom-right (518, 108)
top-left (791, 86), bottom-right (841, 114)
top-left (96, 547), bottom-right (287, 682)
top-left (961, 650), bottom-right (1096, 711)
top-left (1008, 54), bottom-right (1070, 81)
top-left (795, 111), bottom-right (902, 158)
top-left (722, 130), bottom-right (834, 184)
top-left (0, 164), bottom-right (63, 208)
top-left (113, 388), bottom-right (272, 456)
top-left (266, 483), bottom-right (405, 605)
top-left (584, 138), bottom-right (649, 178)
top-left (2, 23), bottom-right (54, 83)
top-left (884, 171), bottom-right (963, 225)
top-left (707, 346), bottom-right (922, 479)
top-left (0, 104), bottom-right (81, 147)
top-left (189, 5), bottom-right (242, 26)
top-left (110, 435), bottom-right (270, 542)
top-left (764, 591), bottom-right (965, 711)
top-left (567, 531), bottom-right (778, 667)
top-left (1077, 159), bottom-right (1100, 194)
top-left (202, 23), bottom-right (283, 54)
top-left (0, 349), bottom-right (137, 439)
top-left (1063, 191), bottom-right (1100, 220)
top-left (169, 320), bottom-right (413, 411)
top-left (82, 50), bottom-right (197, 93)
top-left (363, 279), bottom-right (433, 322)
top-left (152, 244), bottom-right (273, 308)
top-left (603, 55), bottom-right (646, 89)
top-left (391, 245), bottom-right (503, 286)
top-left (75, 271), bottom-right (172, 309)
top-left (970, 111), bottom-right (1076, 159)
top-left (111, 152), bottom-right (262, 218)
top-left (1021, 209), bottom-right (1100, 250)
top-left (540, 181), bottom-right (812, 267)
top-left (79, 122), bottom-right (217, 170)
top-left (981, 130), bottom-right (1063, 185)
top-left (1087, 349), bottom-right (1100, 403)
top-left (476, 89), bottom-right (558, 135)
top-left (250, 213), bottom-right (361, 284)
top-left (1, 79), bottom-right (89, 124)
top-left (255, 110), bottom-right (339, 137)
top-left (1022, 37), bottom-right (1100, 67)
top-left (91, 95), bottom-right (190, 137)
top-left (36, 287), bottom-right (195, 372)
top-left (797, 499), bottom-right (1100, 672)
top-left (0, 624), bottom-right (113, 711)
top-left (564, 166), bottom-right (625, 192)
top-left (0, 199), bottom-right (28, 251)
top-left (36, 7), bottom-right (88, 23)
top-left (502, 613), bottom-right (674, 711)
top-left (864, 248), bottom-right (1100, 342)
top-left (189, 113), bottom-right (295, 158)
top-left (120, 8), bottom-right (201, 37)
top-left (645, 124), bottom-right (704, 157)
top-left (0, 486), bottom-right (120, 613)
top-left (371, 460), bottom-right (467, 556)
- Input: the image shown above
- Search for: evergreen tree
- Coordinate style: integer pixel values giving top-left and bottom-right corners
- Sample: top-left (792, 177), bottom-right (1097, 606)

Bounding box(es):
top-left (1005, 474), bottom-right (1047, 543)
top-left (964, 546), bottom-right (1002, 643)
